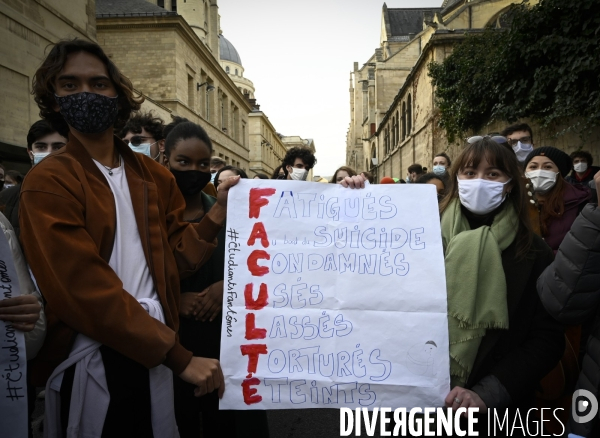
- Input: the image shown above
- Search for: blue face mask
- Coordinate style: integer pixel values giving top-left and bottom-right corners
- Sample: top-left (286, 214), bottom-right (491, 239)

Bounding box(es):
top-left (433, 165), bottom-right (447, 176)
top-left (33, 152), bottom-right (50, 165)
top-left (129, 142), bottom-right (159, 160)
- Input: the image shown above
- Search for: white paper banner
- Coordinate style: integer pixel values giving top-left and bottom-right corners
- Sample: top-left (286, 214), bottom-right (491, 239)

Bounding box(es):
top-left (220, 180), bottom-right (449, 410)
top-left (0, 231), bottom-right (29, 436)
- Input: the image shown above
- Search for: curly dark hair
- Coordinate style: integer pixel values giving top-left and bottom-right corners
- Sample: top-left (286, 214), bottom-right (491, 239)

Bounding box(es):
top-left (570, 150), bottom-right (593, 167)
top-left (119, 112), bottom-right (165, 141)
top-left (282, 147), bottom-right (316, 176)
top-left (32, 39), bottom-right (143, 136)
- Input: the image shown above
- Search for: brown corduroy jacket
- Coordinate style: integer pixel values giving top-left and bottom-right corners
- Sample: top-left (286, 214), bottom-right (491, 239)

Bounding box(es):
top-left (20, 134), bottom-right (220, 385)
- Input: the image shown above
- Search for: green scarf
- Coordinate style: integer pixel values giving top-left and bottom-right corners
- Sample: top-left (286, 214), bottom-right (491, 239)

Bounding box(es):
top-left (441, 199), bottom-right (518, 388)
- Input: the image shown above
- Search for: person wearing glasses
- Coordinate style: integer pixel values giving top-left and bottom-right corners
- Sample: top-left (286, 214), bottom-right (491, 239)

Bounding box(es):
top-left (501, 123), bottom-right (535, 164)
top-left (439, 136), bottom-right (563, 433)
top-left (524, 147), bottom-right (591, 254)
top-left (120, 111), bottom-right (165, 163)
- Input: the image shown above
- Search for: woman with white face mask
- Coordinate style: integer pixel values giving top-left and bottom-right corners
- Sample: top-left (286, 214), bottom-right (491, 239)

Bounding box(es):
top-left (565, 150), bottom-right (600, 191)
top-left (438, 137), bottom-right (563, 431)
top-left (432, 152), bottom-right (452, 177)
top-left (524, 147), bottom-right (591, 254)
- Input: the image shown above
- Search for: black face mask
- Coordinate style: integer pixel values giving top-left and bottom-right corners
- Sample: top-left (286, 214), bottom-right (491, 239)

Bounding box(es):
top-left (55, 92), bottom-right (119, 134)
top-left (171, 169), bottom-right (211, 196)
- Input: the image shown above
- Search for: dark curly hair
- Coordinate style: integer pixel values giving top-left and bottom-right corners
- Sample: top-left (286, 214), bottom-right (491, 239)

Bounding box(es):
top-left (282, 147), bottom-right (316, 177)
top-left (32, 39), bottom-right (143, 136)
top-left (119, 112), bottom-right (165, 141)
top-left (570, 150), bottom-right (593, 168)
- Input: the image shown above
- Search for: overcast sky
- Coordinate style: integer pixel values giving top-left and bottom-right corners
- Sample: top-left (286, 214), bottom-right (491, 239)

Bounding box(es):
top-left (218, 0), bottom-right (442, 176)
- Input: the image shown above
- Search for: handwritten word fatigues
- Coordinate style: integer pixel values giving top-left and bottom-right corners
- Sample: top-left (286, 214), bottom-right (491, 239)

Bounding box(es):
top-left (19, 137), bottom-right (221, 408)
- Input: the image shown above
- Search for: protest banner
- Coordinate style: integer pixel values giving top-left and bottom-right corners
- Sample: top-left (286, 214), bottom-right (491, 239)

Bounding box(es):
top-left (0, 230), bottom-right (28, 436)
top-left (220, 180), bottom-right (450, 410)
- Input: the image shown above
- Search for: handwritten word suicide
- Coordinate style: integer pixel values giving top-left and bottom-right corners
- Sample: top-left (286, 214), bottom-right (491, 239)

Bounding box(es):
top-left (220, 181), bottom-right (450, 410)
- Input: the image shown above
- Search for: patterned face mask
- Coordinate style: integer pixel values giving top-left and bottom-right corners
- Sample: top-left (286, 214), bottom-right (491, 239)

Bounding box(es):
top-left (55, 92), bottom-right (119, 134)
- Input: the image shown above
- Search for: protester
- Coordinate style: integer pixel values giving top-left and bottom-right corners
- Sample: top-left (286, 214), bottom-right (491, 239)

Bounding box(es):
top-left (524, 147), bottom-right (591, 253)
top-left (439, 137), bottom-right (563, 432)
top-left (253, 173), bottom-right (269, 179)
top-left (406, 163), bottom-right (423, 183)
top-left (0, 120), bottom-right (67, 236)
top-left (537, 171), bottom-right (600, 438)
top-left (270, 164), bottom-right (285, 179)
top-left (330, 166), bottom-right (356, 184)
top-left (417, 172), bottom-right (446, 201)
top-left (160, 119), bottom-right (268, 437)
top-left (215, 165), bottom-right (248, 188)
top-left (566, 150), bottom-right (600, 189)
top-left (501, 123), bottom-right (535, 164)
top-left (210, 156), bottom-right (226, 184)
top-left (20, 38), bottom-right (239, 437)
top-left (120, 111), bottom-right (165, 163)
top-left (5, 170), bottom-right (24, 187)
top-left (433, 153), bottom-right (452, 177)
top-left (282, 146), bottom-right (316, 180)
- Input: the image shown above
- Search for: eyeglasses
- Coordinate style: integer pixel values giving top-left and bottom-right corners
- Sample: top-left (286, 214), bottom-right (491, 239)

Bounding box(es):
top-left (467, 135), bottom-right (508, 145)
top-left (126, 135), bottom-right (154, 146)
top-left (506, 136), bottom-right (532, 146)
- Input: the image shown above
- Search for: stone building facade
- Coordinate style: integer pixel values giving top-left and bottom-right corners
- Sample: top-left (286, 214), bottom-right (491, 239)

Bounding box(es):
top-left (97, 0), bottom-right (252, 171)
top-left (0, 0), bottom-right (96, 172)
top-left (248, 108), bottom-right (286, 177)
top-left (348, 0), bottom-right (600, 182)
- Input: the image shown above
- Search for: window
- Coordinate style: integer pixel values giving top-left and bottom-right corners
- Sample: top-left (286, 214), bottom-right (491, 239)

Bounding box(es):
top-left (235, 69), bottom-right (238, 76)
top-left (226, 66), bottom-right (230, 73)
top-left (407, 94), bottom-right (412, 134)
top-left (187, 74), bottom-right (194, 108)
top-left (171, 0), bottom-right (177, 12)
top-left (391, 116), bottom-right (396, 148)
top-left (395, 111), bottom-right (399, 146)
top-left (158, 0), bottom-right (165, 8)
top-left (402, 102), bottom-right (407, 140)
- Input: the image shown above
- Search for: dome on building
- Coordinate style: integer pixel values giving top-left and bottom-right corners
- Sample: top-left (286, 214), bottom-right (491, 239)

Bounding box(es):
top-left (219, 35), bottom-right (242, 65)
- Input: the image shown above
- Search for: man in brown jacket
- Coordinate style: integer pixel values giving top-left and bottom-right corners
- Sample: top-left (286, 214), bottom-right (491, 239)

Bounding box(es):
top-left (19, 39), bottom-right (238, 436)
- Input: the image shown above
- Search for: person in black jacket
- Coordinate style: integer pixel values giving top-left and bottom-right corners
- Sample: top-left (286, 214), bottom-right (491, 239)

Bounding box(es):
top-left (538, 171), bottom-right (600, 438)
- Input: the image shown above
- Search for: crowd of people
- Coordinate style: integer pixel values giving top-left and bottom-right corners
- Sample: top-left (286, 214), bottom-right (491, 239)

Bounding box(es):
top-left (0, 38), bottom-right (598, 438)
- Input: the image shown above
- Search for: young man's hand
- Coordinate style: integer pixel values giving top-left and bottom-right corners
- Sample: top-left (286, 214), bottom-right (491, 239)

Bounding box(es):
top-left (179, 356), bottom-right (225, 398)
top-left (207, 175), bottom-right (241, 225)
top-left (194, 280), bottom-right (224, 322)
top-left (0, 295), bottom-right (41, 332)
top-left (179, 293), bottom-right (202, 318)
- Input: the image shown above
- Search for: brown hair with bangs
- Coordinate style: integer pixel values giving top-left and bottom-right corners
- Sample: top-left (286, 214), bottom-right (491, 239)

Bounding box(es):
top-left (440, 137), bottom-right (533, 259)
top-left (32, 38), bottom-right (144, 136)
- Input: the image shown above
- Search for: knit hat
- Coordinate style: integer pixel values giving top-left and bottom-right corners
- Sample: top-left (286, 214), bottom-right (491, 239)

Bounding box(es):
top-left (524, 146), bottom-right (572, 177)
top-left (380, 176), bottom-right (395, 184)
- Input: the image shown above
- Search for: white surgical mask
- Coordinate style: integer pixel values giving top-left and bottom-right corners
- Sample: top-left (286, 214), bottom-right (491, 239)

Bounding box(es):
top-left (525, 169), bottom-right (558, 193)
top-left (129, 141), bottom-right (159, 160)
top-left (458, 178), bottom-right (511, 215)
top-left (33, 152), bottom-right (50, 165)
top-left (4, 184), bottom-right (14, 189)
top-left (210, 172), bottom-right (217, 184)
top-left (289, 167), bottom-right (308, 181)
top-left (573, 162), bottom-right (588, 173)
top-left (433, 165), bottom-right (447, 176)
top-left (512, 141), bottom-right (533, 163)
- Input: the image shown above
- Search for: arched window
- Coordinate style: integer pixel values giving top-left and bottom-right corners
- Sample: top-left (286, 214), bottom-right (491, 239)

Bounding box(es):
top-left (391, 116), bottom-right (396, 149)
top-left (226, 66), bottom-right (230, 73)
top-left (402, 102), bottom-right (407, 140)
top-left (235, 69), bottom-right (238, 75)
top-left (407, 94), bottom-right (412, 134)
top-left (371, 143), bottom-right (377, 167)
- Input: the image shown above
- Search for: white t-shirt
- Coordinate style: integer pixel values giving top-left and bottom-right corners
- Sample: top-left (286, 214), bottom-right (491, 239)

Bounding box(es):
top-left (94, 158), bottom-right (158, 301)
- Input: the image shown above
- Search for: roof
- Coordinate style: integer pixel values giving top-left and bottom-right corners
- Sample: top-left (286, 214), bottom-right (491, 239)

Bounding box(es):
top-left (441, 0), bottom-right (463, 14)
top-left (96, 0), bottom-right (174, 17)
top-left (386, 7), bottom-right (443, 37)
top-left (219, 35), bottom-right (242, 65)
